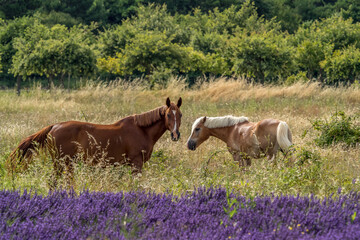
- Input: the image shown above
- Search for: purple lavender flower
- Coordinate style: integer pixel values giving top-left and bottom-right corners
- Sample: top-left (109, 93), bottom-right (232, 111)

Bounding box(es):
top-left (0, 188), bottom-right (359, 239)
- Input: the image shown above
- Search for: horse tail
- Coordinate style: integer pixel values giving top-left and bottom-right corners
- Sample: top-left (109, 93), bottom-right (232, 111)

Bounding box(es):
top-left (276, 121), bottom-right (293, 152)
top-left (7, 125), bottom-right (54, 172)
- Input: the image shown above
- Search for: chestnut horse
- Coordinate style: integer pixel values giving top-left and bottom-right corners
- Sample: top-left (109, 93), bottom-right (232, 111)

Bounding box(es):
top-left (8, 97), bottom-right (182, 175)
top-left (187, 115), bottom-right (293, 167)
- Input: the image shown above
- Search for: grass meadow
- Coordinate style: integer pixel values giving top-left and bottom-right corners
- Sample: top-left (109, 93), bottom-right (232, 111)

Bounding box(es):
top-left (0, 78), bottom-right (359, 198)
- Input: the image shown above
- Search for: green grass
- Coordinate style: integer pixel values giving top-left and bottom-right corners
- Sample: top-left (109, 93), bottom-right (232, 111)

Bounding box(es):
top-left (0, 78), bottom-right (359, 197)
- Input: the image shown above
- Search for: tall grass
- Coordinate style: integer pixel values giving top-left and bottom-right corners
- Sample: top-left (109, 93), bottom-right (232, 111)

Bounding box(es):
top-left (0, 77), bottom-right (359, 197)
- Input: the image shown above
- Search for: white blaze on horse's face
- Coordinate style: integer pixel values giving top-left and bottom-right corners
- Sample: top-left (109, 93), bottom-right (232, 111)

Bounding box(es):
top-left (167, 108), bottom-right (181, 141)
top-left (165, 97), bottom-right (182, 141)
top-left (187, 117), bottom-right (209, 150)
top-left (172, 110), bottom-right (177, 132)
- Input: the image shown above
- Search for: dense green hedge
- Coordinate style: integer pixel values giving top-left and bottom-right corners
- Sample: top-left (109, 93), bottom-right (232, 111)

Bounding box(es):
top-left (1, 1), bottom-right (360, 89)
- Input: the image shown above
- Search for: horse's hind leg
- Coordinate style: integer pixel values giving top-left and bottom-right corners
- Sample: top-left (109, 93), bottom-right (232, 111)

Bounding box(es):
top-left (245, 158), bottom-right (251, 166)
top-left (49, 157), bottom-right (63, 190)
top-left (265, 142), bottom-right (278, 164)
top-left (64, 157), bottom-right (76, 188)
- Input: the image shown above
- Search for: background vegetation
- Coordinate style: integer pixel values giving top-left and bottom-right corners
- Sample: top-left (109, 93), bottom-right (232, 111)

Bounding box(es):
top-left (1, 0), bottom-right (360, 91)
top-left (0, 79), bottom-right (359, 197)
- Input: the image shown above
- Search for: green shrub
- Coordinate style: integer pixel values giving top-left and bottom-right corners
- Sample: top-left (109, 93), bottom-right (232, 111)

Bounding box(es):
top-left (321, 45), bottom-right (360, 85)
top-left (311, 111), bottom-right (360, 147)
top-left (229, 31), bottom-right (294, 83)
top-left (295, 147), bottom-right (321, 167)
top-left (284, 71), bottom-right (308, 85)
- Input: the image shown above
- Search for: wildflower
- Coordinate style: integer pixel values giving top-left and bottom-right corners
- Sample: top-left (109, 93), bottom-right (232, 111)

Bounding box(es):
top-left (289, 226), bottom-right (293, 230)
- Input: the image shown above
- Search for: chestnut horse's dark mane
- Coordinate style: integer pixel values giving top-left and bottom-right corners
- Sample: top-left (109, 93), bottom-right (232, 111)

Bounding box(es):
top-left (134, 106), bottom-right (167, 127)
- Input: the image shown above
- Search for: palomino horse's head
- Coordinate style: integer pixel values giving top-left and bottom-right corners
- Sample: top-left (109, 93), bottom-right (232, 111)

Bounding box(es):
top-left (165, 97), bottom-right (182, 141)
top-left (187, 117), bottom-right (210, 150)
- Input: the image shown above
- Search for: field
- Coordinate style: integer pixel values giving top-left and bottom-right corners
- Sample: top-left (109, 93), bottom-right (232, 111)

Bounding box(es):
top-left (1, 78), bottom-right (359, 197)
top-left (1, 188), bottom-right (360, 239)
top-left (0, 78), bottom-right (360, 238)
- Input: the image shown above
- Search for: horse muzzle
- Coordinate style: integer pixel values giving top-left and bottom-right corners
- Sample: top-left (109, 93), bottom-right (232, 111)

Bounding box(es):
top-left (171, 131), bottom-right (180, 141)
top-left (187, 139), bottom-right (196, 150)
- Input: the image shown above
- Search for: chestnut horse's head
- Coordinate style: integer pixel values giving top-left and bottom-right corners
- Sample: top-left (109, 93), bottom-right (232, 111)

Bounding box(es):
top-left (164, 97), bottom-right (182, 141)
top-left (187, 116), bottom-right (210, 150)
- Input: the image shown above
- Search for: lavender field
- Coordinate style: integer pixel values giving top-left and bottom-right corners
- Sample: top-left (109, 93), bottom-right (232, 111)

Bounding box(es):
top-left (1, 187), bottom-right (360, 240)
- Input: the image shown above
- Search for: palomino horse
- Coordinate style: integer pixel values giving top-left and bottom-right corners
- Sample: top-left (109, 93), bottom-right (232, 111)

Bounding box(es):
top-left (8, 97), bottom-right (182, 175)
top-left (187, 115), bottom-right (293, 167)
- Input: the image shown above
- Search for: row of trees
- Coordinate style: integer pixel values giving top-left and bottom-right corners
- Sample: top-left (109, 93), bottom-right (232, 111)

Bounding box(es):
top-left (1, 0), bottom-right (359, 32)
top-left (1, 1), bottom-right (360, 91)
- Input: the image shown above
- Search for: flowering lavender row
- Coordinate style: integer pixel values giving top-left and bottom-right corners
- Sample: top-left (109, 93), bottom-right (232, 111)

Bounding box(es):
top-left (0, 188), bottom-right (359, 240)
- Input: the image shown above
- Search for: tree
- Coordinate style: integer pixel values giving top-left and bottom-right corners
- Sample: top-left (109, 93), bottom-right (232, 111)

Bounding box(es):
top-left (97, 31), bottom-right (224, 86)
top-left (292, 14), bottom-right (360, 81)
top-left (11, 22), bottom-right (97, 89)
top-left (228, 31), bottom-right (294, 83)
top-left (0, 17), bottom-right (37, 93)
top-left (104, 0), bottom-right (144, 25)
top-left (295, 39), bottom-right (333, 79)
top-left (321, 45), bottom-right (360, 85)
top-left (40, 0), bottom-right (94, 23)
top-left (0, 0), bottom-right (41, 19)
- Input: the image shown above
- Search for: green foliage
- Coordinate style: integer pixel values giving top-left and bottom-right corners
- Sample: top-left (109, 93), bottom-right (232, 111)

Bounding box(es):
top-left (284, 71), bottom-right (308, 85)
top-left (2, 1), bottom-right (360, 86)
top-left (295, 147), bottom-right (321, 167)
top-left (315, 15), bottom-right (360, 51)
top-left (0, 0), bottom-right (41, 19)
top-left (103, 0), bottom-right (143, 25)
top-left (34, 11), bottom-right (81, 27)
top-left (131, 4), bottom-right (184, 39)
top-left (97, 23), bottom-right (137, 58)
top-left (223, 186), bottom-right (239, 220)
top-left (292, 15), bottom-right (360, 80)
top-left (229, 31), bottom-right (294, 82)
top-left (10, 22), bottom-right (97, 84)
top-left (255, 0), bottom-right (360, 32)
top-left (0, 16), bottom-right (37, 75)
top-left (351, 211), bottom-right (357, 223)
top-left (149, 0), bottom-right (243, 15)
top-left (311, 111), bottom-right (360, 147)
top-left (321, 45), bottom-right (360, 84)
top-left (295, 40), bottom-right (333, 79)
top-left (97, 31), bottom-right (210, 81)
top-left (41, 0), bottom-right (94, 24)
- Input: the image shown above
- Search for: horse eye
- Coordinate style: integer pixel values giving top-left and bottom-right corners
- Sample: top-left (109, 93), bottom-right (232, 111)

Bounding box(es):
top-left (167, 113), bottom-right (171, 117)
top-left (195, 128), bottom-right (200, 132)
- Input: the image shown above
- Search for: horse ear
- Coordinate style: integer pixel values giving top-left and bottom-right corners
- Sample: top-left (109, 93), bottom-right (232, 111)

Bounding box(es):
top-left (166, 97), bottom-right (171, 107)
top-left (177, 97), bottom-right (182, 108)
top-left (202, 116), bottom-right (207, 123)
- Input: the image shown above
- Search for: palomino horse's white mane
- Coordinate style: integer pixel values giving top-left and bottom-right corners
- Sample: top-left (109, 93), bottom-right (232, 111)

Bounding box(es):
top-left (191, 115), bottom-right (249, 132)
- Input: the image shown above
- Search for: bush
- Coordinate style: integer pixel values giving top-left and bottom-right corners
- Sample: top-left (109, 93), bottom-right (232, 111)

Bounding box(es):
top-left (229, 31), bottom-right (294, 83)
top-left (321, 45), bottom-right (360, 85)
top-left (311, 111), bottom-right (360, 147)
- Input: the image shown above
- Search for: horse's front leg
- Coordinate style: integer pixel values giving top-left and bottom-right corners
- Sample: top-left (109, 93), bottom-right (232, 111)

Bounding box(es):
top-left (229, 149), bottom-right (246, 169)
top-left (245, 157), bottom-right (252, 167)
top-left (130, 151), bottom-right (149, 175)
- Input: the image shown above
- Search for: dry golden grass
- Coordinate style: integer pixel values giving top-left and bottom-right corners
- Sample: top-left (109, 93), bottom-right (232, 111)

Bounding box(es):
top-left (0, 77), bottom-right (359, 197)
